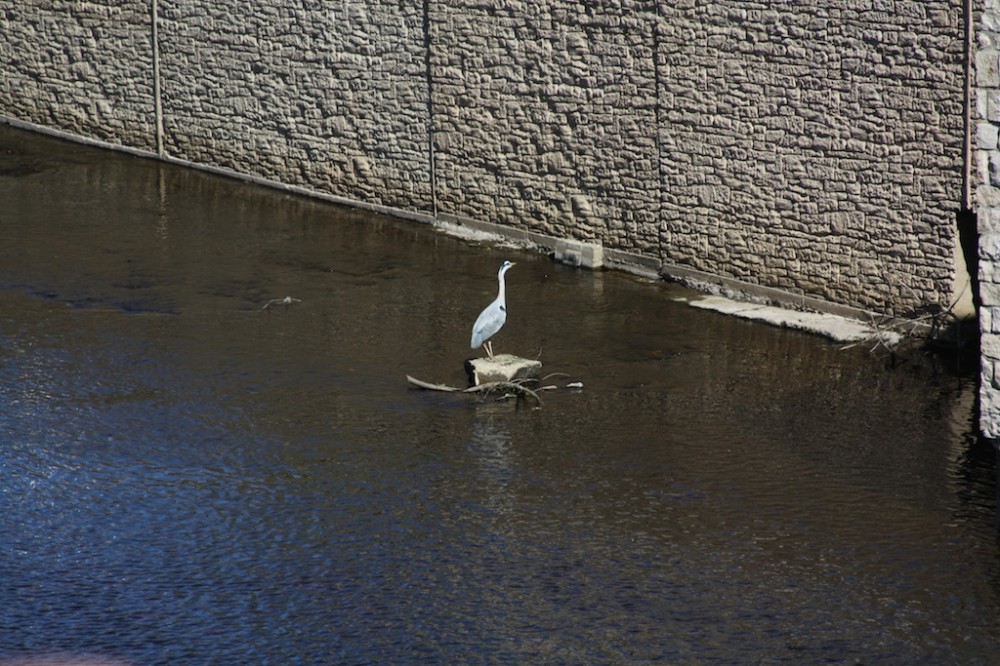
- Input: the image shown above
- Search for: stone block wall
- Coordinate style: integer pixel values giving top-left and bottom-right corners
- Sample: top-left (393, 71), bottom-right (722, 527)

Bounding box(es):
top-left (656, 1), bottom-right (965, 313)
top-left (430, 0), bottom-right (967, 315)
top-left (0, 1), bottom-right (156, 151)
top-left (156, 1), bottom-right (433, 213)
top-left (975, 0), bottom-right (1000, 438)
top-left (0, 1), bottom-right (973, 316)
top-left (430, 1), bottom-right (661, 254)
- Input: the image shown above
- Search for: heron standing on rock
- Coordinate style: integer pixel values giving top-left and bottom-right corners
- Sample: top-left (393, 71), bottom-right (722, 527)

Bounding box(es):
top-left (471, 260), bottom-right (516, 358)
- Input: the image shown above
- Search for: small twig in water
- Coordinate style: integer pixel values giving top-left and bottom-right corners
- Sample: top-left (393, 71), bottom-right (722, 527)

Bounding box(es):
top-left (261, 296), bottom-right (302, 312)
top-left (541, 372), bottom-right (571, 382)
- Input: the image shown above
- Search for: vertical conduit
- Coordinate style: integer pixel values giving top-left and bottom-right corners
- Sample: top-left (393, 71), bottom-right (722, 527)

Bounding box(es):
top-left (151, 0), bottom-right (164, 156)
top-left (964, 0), bottom-right (973, 211)
top-left (423, 0), bottom-right (438, 219)
top-left (653, 6), bottom-right (665, 264)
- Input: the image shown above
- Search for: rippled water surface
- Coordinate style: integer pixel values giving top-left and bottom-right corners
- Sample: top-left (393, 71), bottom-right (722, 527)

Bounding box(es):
top-left (1, 125), bottom-right (998, 664)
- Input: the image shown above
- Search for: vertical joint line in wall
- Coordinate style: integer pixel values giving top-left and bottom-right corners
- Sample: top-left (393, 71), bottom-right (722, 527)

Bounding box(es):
top-left (151, 0), bottom-right (164, 156)
top-left (962, 0), bottom-right (972, 212)
top-left (653, 6), bottom-right (665, 263)
top-left (423, 0), bottom-right (438, 219)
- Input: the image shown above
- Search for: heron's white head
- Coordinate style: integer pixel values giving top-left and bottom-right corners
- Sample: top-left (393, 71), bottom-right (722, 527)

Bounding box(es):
top-left (499, 260), bottom-right (516, 276)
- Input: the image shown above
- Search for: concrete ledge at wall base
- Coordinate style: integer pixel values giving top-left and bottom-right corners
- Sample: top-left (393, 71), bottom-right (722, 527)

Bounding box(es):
top-left (657, 260), bottom-right (937, 344)
top-left (687, 296), bottom-right (903, 345)
top-left (438, 211), bottom-right (645, 274)
top-left (554, 239), bottom-right (603, 269)
top-left (435, 209), bottom-right (924, 344)
top-left (603, 247), bottom-right (662, 279)
top-left (436, 211), bottom-right (564, 253)
top-left (658, 259), bottom-right (875, 322)
top-left (0, 116), bottom-right (438, 227)
top-left (1, 116), bottom-right (158, 161)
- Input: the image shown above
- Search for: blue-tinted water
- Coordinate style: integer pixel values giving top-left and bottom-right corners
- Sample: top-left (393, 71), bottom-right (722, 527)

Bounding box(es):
top-left (0, 125), bottom-right (998, 664)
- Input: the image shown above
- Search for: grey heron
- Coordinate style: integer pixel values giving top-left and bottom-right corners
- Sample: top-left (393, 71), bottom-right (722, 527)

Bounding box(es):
top-left (470, 260), bottom-right (516, 358)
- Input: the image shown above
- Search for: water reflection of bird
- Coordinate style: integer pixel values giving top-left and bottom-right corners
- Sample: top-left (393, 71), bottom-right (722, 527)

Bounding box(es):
top-left (471, 260), bottom-right (516, 358)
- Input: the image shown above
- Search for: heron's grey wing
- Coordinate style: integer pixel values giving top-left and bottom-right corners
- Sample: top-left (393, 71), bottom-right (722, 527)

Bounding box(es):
top-left (471, 301), bottom-right (507, 348)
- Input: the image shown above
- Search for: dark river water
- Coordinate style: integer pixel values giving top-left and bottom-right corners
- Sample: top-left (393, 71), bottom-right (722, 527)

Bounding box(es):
top-left (1, 124), bottom-right (998, 665)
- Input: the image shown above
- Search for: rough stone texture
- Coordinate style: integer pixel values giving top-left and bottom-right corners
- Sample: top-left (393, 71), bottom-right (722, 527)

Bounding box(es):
top-left (0, 1), bottom-right (156, 151)
top-left (656, 1), bottom-right (965, 315)
top-left (430, 1), bottom-right (661, 255)
top-left (156, 1), bottom-right (433, 214)
top-left (977, 0), bottom-right (1000, 439)
top-left (0, 3), bottom-right (978, 338)
top-left (429, 1), bottom-right (966, 316)
top-left (465, 354), bottom-right (542, 386)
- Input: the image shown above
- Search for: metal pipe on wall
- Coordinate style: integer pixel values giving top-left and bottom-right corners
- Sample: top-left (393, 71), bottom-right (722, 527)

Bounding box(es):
top-left (964, 0), bottom-right (973, 211)
top-left (151, 0), bottom-right (164, 156)
top-left (423, 0), bottom-right (438, 219)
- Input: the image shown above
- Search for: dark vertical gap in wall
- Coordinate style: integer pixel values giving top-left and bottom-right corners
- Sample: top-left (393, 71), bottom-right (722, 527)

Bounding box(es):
top-left (960, 0), bottom-right (982, 436)
top-left (151, 0), bottom-right (164, 156)
top-left (961, 0), bottom-right (981, 313)
top-left (423, 0), bottom-right (438, 218)
top-left (959, 208), bottom-right (981, 312)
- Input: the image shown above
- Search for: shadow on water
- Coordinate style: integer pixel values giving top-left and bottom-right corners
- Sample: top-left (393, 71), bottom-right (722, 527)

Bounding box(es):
top-left (1, 125), bottom-right (999, 664)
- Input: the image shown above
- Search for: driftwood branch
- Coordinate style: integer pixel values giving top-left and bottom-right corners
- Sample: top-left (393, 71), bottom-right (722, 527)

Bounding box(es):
top-left (406, 375), bottom-right (544, 405)
top-left (405, 375), bottom-right (459, 392)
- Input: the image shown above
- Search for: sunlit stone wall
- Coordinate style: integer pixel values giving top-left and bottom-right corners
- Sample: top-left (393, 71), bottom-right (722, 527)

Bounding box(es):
top-left (0, 2), bottom-right (157, 150)
top-left (429, 3), bottom-right (661, 256)
top-left (156, 2), bottom-right (433, 213)
top-left (0, 1), bottom-right (971, 315)
top-left (975, 0), bottom-right (1000, 439)
top-left (430, 2), bottom-right (968, 317)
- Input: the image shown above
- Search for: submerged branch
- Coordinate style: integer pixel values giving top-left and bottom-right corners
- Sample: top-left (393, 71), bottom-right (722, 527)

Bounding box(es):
top-left (406, 374), bottom-right (546, 406)
top-left (466, 379), bottom-right (543, 405)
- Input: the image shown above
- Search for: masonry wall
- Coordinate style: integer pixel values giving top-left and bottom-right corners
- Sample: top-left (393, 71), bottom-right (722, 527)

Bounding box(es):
top-left (155, 1), bottom-right (433, 213)
top-left (0, 1), bottom-right (969, 316)
top-left (655, 2), bottom-right (964, 312)
top-left (0, 1), bottom-right (156, 151)
top-left (430, 2), bottom-right (661, 255)
top-left (974, 0), bottom-right (1000, 438)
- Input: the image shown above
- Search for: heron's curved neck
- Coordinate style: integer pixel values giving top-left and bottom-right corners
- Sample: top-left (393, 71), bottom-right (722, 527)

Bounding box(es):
top-left (496, 270), bottom-right (507, 303)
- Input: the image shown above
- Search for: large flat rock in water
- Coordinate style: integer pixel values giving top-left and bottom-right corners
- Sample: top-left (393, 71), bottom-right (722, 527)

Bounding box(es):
top-left (465, 354), bottom-right (542, 386)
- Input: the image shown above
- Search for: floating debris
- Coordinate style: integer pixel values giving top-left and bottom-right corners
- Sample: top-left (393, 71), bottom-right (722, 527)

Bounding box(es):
top-left (261, 296), bottom-right (302, 311)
